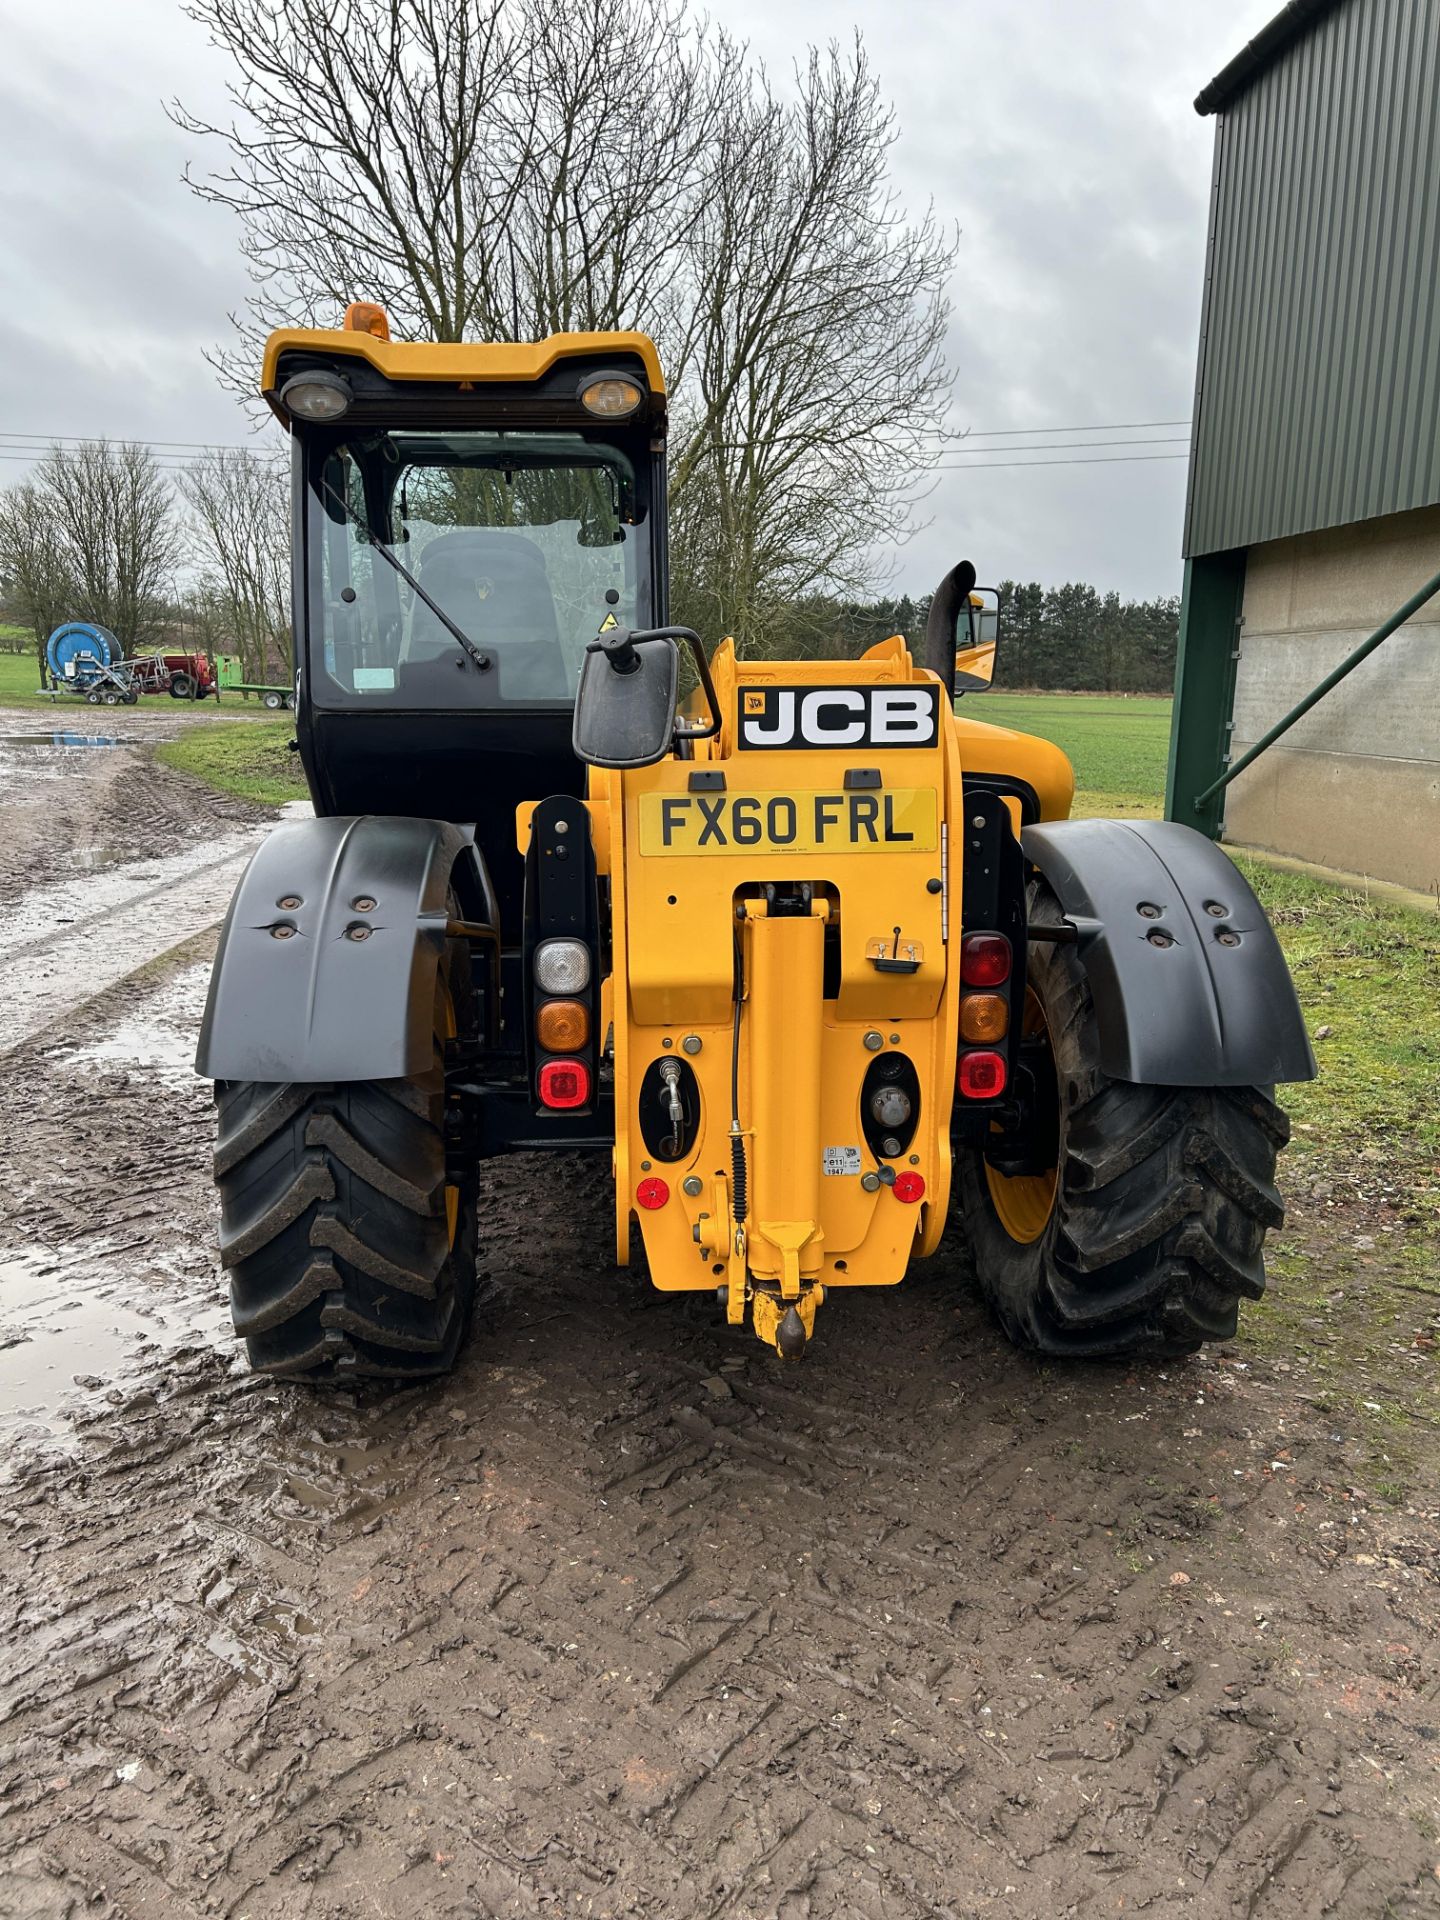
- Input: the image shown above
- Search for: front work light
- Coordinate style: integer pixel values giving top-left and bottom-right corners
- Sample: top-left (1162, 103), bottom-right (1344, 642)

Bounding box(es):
top-left (578, 373), bottom-right (644, 419)
top-left (279, 370), bottom-right (353, 422)
top-left (534, 938), bottom-right (591, 994)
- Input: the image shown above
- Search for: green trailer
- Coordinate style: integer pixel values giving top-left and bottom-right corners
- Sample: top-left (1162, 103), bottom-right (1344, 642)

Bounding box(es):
top-left (215, 654), bottom-right (295, 709)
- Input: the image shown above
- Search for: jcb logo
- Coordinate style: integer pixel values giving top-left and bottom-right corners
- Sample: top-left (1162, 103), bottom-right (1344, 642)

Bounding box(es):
top-left (737, 684), bottom-right (940, 750)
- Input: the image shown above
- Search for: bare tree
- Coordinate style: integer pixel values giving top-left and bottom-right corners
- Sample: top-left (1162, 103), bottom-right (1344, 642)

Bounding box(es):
top-left (484, 1), bottom-right (735, 348)
top-left (180, 448), bottom-right (292, 680)
top-left (0, 444), bottom-right (180, 661)
top-left (669, 41), bottom-right (952, 648)
top-left (0, 482), bottom-right (75, 676)
top-left (177, 0), bottom-right (955, 648)
top-left (174, 0), bottom-right (515, 364)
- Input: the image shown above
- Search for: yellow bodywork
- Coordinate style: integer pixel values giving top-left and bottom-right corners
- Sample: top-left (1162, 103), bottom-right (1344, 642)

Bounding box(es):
top-left (574, 636), bottom-right (1073, 1354)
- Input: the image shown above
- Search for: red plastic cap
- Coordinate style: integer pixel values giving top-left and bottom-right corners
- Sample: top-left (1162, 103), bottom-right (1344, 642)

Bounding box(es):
top-left (961, 933), bottom-right (1011, 987)
top-left (636, 1176), bottom-right (670, 1210)
top-left (957, 1049), bottom-right (1007, 1098)
top-left (538, 1058), bottom-right (591, 1109)
top-left (892, 1170), bottom-right (926, 1204)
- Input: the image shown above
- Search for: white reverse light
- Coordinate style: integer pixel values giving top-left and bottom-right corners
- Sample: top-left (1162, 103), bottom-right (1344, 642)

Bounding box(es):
top-left (535, 938), bottom-right (591, 994)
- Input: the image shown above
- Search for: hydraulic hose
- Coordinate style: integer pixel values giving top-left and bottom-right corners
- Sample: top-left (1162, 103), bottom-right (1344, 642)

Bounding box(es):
top-left (730, 931), bottom-right (748, 1225)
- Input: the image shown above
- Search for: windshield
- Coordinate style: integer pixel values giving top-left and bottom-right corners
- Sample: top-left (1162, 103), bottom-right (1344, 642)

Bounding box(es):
top-left (307, 432), bottom-right (648, 708)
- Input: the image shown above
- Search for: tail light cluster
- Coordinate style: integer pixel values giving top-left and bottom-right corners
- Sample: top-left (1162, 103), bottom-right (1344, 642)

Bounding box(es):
top-left (535, 937), bottom-right (593, 1109)
top-left (957, 932), bottom-right (1011, 1100)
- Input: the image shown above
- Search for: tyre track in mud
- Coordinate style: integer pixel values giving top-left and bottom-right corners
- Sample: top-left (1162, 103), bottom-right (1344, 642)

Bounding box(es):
top-left (0, 757), bottom-right (1438, 1918)
top-left (0, 711), bottom-right (274, 1059)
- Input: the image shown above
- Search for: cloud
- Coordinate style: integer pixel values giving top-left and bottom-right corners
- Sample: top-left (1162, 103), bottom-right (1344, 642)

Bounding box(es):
top-left (0, 0), bottom-right (1277, 597)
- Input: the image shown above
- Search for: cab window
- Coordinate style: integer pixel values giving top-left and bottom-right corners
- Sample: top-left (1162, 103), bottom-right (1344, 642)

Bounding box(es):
top-left (309, 433), bottom-right (646, 708)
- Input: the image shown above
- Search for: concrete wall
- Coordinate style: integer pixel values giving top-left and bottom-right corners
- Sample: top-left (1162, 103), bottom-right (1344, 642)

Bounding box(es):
top-left (1225, 504), bottom-right (1440, 893)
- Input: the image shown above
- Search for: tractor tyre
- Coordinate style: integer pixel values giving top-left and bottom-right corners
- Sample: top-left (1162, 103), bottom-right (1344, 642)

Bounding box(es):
top-left (953, 882), bottom-right (1290, 1359)
top-left (169, 674), bottom-right (193, 700)
top-left (213, 965), bottom-right (478, 1380)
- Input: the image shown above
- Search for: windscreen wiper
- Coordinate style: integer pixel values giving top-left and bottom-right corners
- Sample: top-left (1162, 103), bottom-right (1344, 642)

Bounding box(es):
top-left (319, 473), bottom-right (492, 674)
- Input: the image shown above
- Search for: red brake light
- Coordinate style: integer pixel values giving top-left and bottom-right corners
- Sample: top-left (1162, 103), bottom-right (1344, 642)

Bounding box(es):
top-left (957, 1049), bottom-right (1007, 1098)
top-left (961, 933), bottom-right (1011, 987)
top-left (636, 1176), bottom-right (670, 1210)
top-left (892, 1170), bottom-right (926, 1204)
top-left (538, 1058), bottom-right (591, 1109)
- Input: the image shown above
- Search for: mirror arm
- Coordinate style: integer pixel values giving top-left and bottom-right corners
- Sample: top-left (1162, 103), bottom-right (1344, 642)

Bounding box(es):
top-left (589, 625), bottom-right (643, 675)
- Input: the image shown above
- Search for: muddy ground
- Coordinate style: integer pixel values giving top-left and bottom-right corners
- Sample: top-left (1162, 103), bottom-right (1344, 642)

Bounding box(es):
top-left (0, 715), bottom-right (1436, 1919)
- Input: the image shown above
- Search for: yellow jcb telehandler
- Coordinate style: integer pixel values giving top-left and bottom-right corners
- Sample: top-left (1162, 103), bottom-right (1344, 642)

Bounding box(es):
top-left (196, 308), bottom-right (1314, 1372)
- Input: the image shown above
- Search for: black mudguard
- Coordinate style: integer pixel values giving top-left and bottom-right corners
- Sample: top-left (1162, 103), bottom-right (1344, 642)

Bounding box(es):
top-left (1021, 819), bottom-right (1316, 1087)
top-left (195, 815), bottom-right (493, 1084)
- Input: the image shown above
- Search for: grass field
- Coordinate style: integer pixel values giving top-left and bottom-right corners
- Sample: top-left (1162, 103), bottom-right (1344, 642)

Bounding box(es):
top-left (154, 719), bottom-right (306, 807)
top-left (975, 690), bottom-right (1171, 817)
top-left (0, 647), bottom-right (52, 706)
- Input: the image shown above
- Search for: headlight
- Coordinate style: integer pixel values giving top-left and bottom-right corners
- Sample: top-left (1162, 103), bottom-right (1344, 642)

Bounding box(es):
top-left (578, 373), bottom-right (644, 419)
top-left (535, 938), bottom-right (591, 994)
top-left (279, 371), bottom-right (353, 421)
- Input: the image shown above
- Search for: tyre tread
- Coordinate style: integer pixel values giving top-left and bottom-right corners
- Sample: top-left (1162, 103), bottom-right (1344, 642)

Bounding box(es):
top-left (956, 879), bottom-right (1289, 1360)
top-left (214, 1044), bottom-right (475, 1380)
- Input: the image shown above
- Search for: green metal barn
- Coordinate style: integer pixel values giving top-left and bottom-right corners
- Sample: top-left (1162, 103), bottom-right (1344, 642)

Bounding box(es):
top-left (1168, 0), bottom-right (1440, 894)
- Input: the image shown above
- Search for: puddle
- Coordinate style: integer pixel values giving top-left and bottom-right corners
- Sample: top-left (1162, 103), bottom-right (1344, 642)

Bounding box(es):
top-left (0, 1241), bottom-right (230, 1443)
top-left (0, 832), bottom-right (259, 964)
top-left (71, 845), bottom-right (127, 872)
top-left (0, 732), bottom-right (124, 749)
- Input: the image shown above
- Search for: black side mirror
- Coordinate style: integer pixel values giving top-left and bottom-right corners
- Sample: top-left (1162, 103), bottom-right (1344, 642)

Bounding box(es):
top-left (573, 625), bottom-right (723, 770)
top-left (573, 629), bottom-right (680, 768)
top-left (955, 586), bottom-right (1001, 693)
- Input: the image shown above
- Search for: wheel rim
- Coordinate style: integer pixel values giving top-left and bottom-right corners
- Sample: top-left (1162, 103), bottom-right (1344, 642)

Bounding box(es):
top-left (984, 987), bottom-right (1059, 1244)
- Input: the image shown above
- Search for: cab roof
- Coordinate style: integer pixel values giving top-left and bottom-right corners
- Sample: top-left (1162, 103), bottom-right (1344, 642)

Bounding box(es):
top-left (260, 326), bottom-right (666, 411)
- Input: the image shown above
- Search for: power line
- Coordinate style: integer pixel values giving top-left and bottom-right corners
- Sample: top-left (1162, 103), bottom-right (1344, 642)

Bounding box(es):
top-left (928, 435), bottom-right (1190, 456)
top-left (0, 431), bottom-right (1193, 463)
top-left (0, 424), bottom-right (1196, 479)
top-left (0, 447), bottom-right (1192, 480)
top-left (0, 452), bottom-right (208, 474)
top-left (0, 417), bottom-right (1197, 458)
top-left (931, 452), bottom-right (1189, 471)
top-left (926, 417), bottom-right (1191, 440)
top-left (0, 431), bottom-right (257, 453)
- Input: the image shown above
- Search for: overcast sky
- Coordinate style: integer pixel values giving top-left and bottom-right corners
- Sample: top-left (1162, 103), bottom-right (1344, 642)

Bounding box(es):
top-left (1, 0), bottom-right (1276, 602)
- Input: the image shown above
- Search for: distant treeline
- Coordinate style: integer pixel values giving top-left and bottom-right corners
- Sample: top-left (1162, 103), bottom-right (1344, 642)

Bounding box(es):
top-left (990, 582), bottom-right (1180, 694)
top-left (798, 581), bottom-right (1180, 694)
